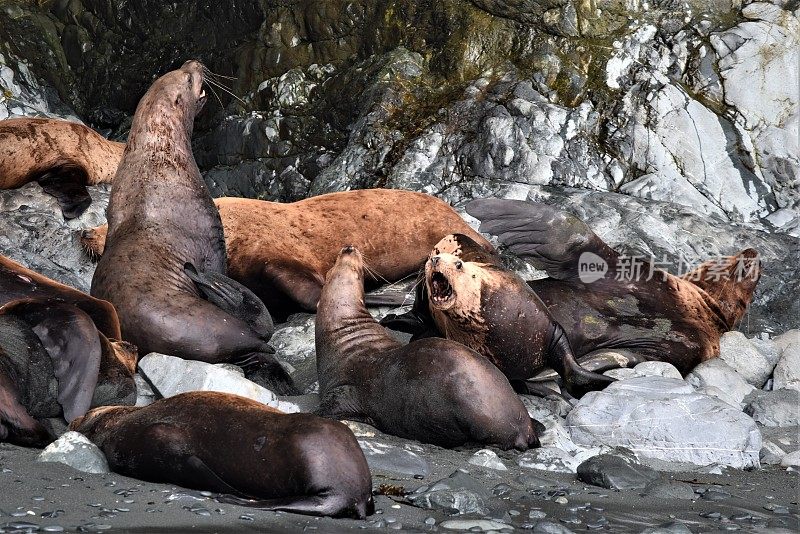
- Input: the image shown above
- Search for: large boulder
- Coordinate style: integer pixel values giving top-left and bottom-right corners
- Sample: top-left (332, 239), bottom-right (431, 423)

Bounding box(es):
top-left (37, 431), bottom-right (109, 474)
top-left (773, 330), bottom-right (800, 392)
top-left (567, 376), bottom-right (762, 469)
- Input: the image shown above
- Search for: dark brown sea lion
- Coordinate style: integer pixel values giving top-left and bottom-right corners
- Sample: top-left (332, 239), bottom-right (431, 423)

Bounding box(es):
top-left (315, 245), bottom-right (541, 449)
top-left (0, 299), bottom-right (137, 448)
top-left (0, 117), bottom-right (124, 218)
top-left (81, 189), bottom-right (492, 320)
top-left (0, 254), bottom-right (121, 340)
top-left (457, 199), bottom-right (761, 376)
top-left (89, 61), bottom-right (293, 394)
top-left (70, 391), bottom-right (375, 518)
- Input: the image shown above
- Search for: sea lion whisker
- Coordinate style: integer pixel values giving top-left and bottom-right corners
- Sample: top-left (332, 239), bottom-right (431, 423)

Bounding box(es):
top-left (201, 65), bottom-right (238, 80)
top-left (204, 77), bottom-right (248, 107)
top-left (204, 82), bottom-right (225, 110)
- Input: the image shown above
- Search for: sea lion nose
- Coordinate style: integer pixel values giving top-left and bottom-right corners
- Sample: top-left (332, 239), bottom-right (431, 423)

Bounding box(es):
top-left (80, 229), bottom-right (93, 239)
top-left (342, 245), bottom-right (355, 254)
top-left (431, 256), bottom-right (440, 266)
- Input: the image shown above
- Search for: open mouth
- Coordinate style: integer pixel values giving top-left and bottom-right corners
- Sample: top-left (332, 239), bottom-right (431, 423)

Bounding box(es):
top-left (430, 271), bottom-right (454, 305)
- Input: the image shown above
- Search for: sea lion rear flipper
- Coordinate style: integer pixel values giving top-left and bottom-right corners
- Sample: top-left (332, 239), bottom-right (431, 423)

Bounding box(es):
top-left (466, 199), bottom-right (619, 281)
top-left (184, 263), bottom-right (274, 338)
top-left (243, 355), bottom-right (298, 396)
top-left (217, 493), bottom-right (372, 519)
top-left (4, 301), bottom-right (102, 422)
top-left (37, 166), bottom-right (93, 220)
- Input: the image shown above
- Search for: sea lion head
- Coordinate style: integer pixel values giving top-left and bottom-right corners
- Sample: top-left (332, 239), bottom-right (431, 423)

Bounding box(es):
top-left (328, 245), bottom-right (365, 279)
top-left (425, 252), bottom-right (490, 313)
top-left (433, 234), bottom-right (502, 265)
top-left (131, 60), bottom-right (208, 138)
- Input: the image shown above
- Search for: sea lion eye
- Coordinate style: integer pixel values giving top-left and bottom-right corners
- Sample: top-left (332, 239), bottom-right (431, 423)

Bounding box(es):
top-left (455, 261), bottom-right (463, 270)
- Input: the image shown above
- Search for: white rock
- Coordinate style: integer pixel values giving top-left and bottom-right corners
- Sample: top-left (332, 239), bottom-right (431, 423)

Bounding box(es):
top-left (780, 450), bottom-right (800, 468)
top-left (37, 432), bottom-right (109, 474)
top-left (467, 449), bottom-right (507, 471)
top-left (440, 519), bottom-right (513, 531)
top-left (719, 331), bottom-right (780, 387)
top-left (138, 353), bottom-right (300, 413)
top-left (773, 330), bottom-right (800, 392)
top-left (632, 361), bottom-right (683, 379)
top-left (744, 389), bottom-right (800, 427)
top-left (685, 358), bottom-right (755, 407)
top-left (567, 376), bottom-right (762, 469)
top-left (134, 373), bottom-right (157, 407)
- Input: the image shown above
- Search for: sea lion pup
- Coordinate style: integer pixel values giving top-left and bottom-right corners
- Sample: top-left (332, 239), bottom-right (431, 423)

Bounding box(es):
top-left (315, 245), bottom-right (541, 450)
top-left (462, 199), bottom-right (762, 376)
top-left (0, 117), bottom-right (124, 218)
top-left (0, 299), bottom-right (137, 448)
top-left (70, 391), bottom-right (375, 518)
top-left (80, 189), bottom-right (493, 320)
top-left (90, 61), bottom-right (294, 394)
top-left (0, 254), bottom-right (121, 340)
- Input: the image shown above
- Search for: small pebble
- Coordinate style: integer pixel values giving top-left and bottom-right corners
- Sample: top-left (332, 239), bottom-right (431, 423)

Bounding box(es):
top-left (554, 496), bottom-right (568, 504)
top-left (424, 517), bottom-right (436, 525)
top-left (529, 510), bottom-right (546, 519)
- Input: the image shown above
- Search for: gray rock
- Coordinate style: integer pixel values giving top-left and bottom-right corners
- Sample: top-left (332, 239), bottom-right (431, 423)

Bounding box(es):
top-left (576, 454), bottom-right (661, 491)
top-left (268, 314), bottom-right (318, 394)
top-left (719, 331), bottom-right (781, 387)
top-left (439, 519), bottom-right (513, 531)
top-left (641, 481), bottom-right (696, 500)
top-left (744, 389), bottom-right (800, 427)
top-left (685, 358), bottom-right (755, 407)
top-left (467, 449), bottom-right (507, 471)
top-left (760, 440), bottom-right (788, 465)
top-left (517, 447), bottom-right (579, 474)
top-left (37, 432), bottom-right (109, 474)
top-left (358, 440), bottom-right (429, 477)
top-left (567, 376), bottom-right (762, 469)
top-left (639, 521), bottom-right (693, 534)
top-left (604, 368), bottom-right (638, 380)
top-left (773, 330), bottom-right (800, 392)
top-left (408, 470), bottom-right (490, 516)
top-left (134, 373), bottom-right (157, 407)
top-left (780, 450), bottom-right (800, 468)
top-left (631, 362), bottom-right (682, 380)
top-left (137, 353), bottom-right (300, 413)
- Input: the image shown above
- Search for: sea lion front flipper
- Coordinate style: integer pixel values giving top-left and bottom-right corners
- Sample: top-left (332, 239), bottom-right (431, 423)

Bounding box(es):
top-left (184, 263), bottom-right (274, 338)
top-left (530, 349), bottom-right (648, 382)
top-left (261, 263), bottom-right (323, 312)
top-left (37, 166), bottom-right (93, 220)
top-left (466, 198), bottom-right (619, 281)
top-left (185, 455), bottom-right (243, 495)
top-left (316, 386), bottom-right (370, 423)
top-left (243, 355), bottom-right (298, 396)
top-left (5, 301), bottom-right (102, 423)
top-left (544, 323), bottom-right (614, 399)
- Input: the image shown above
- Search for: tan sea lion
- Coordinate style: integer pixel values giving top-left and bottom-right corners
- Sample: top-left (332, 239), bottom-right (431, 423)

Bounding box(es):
top-left (0, 299), bottom-right (137, 448)
top-left (315, 245), bottom-right (542, 449)
top-left (70, 391), bottom-right (375, 518)
top-left (89, 60), bottom-right (294, 394)
top-left (0, 117), bottom-right (124, 218)
top-left (81, 189), bottom-right (493, 320)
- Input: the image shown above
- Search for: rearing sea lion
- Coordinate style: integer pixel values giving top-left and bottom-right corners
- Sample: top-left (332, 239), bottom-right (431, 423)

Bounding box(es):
top-left (90, 60), bottom-right (294, 394)
top-left (0, 118), bottom-right (124, 218)
top-left (315, 245), bottom-right (541, 449)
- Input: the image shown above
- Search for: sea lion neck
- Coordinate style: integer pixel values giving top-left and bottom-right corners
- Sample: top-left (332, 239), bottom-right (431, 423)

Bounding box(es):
top-left (316, 252), bottom-right (402, 387)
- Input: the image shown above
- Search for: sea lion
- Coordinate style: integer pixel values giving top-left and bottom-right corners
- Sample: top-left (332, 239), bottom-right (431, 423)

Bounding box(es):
top-left (70, 391), bottom-right (375, 518)
top-left (397, 199), bottom-right (761, 378)
top-left (0, 299), bottom-right (137, 448)
top-left (81, 189), bottom-right (493, 320)
top-left (0, 254), bottom-right (121, 340)
top-left (89, 61), bottom-right (293, 394)
top-left (0, 117), bottom-right (124, 218)
top-left (315, 245), bottom-right (541, 449)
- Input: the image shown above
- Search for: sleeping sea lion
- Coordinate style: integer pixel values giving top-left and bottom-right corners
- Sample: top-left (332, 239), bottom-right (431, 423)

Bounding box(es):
top-left (315, 245), bottom-right (541, 449)
top-left (70, 391), bottom-right (375, 518)
top-left (0, 299), bottom-right (137, 448)
top-left (0, 117), bottom-right (124, 218)
top-left (89, 60), bottom-right (294, 394)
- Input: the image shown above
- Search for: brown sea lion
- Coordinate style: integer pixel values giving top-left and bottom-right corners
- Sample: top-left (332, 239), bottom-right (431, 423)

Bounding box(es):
top-left (89, 61), bottom-right (294, 394)
top-left (315, 245), bottom-right (541, 449)
top-left (70, 391), bottom-right (375, 518)
top-left (0, 117), bottom-right (124, 218)
top-left (0, 254), bottom-right (121, 340)
top-left (0, 299), bottom-right (137, 448)
top-left (409, 199), bottom-right (761, 378)
top-left (81, 189), bottom-right (492, 320)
